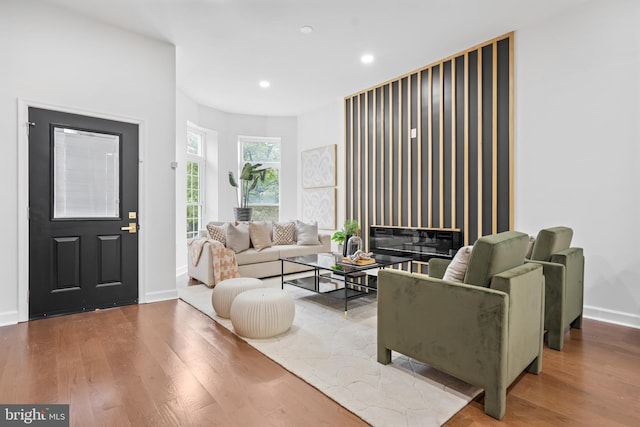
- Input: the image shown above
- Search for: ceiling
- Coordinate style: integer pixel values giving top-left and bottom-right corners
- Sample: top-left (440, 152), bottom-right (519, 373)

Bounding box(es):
top-left (40, 0), bottom-right (589, 117)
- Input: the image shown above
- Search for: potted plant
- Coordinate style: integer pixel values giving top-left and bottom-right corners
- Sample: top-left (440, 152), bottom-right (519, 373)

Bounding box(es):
top-left (331, 219), bottom-right (359, 256)
top-left (228, 162), bottom-right (271, 221)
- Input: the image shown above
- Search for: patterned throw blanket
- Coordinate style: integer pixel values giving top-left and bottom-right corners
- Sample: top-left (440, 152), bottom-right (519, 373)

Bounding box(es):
top-left (188, 238), bottom-right (240, 287)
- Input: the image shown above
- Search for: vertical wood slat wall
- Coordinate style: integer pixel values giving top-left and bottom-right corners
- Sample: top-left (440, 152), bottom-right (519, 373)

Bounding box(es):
top-left (344, 33), bottom-right (513, 250)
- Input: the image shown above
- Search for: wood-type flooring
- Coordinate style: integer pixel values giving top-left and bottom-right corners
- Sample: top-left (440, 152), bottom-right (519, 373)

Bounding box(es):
top-left (0, 295), bottom-right (638, 426)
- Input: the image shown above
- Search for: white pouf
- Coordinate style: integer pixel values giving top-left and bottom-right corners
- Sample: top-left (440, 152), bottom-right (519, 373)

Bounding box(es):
top-left (211, 277), bottom-right (266, 318)
top-left (230, 288), bottom-right (295, 339)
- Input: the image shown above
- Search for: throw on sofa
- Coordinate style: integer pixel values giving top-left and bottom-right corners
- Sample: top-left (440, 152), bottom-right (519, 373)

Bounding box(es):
top-left (188, 220), bottom-right (331, 287)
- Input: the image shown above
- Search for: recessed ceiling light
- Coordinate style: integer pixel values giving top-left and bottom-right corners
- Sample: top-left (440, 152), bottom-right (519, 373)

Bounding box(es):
top-left (300, 26), bottom-right (313, 34)
top-left (361, 54), bottom-right (374, 65)
top-left (259, 80), bottom-right (270, 88)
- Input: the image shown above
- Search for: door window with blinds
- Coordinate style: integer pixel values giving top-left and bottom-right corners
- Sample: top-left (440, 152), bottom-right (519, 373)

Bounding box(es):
top-left (53, 127), bottom-right (120, 219)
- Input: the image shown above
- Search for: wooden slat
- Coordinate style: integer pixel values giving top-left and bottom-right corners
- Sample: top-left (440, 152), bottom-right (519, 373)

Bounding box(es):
top-left (464, 53), bottom-right (469, 246)
top-left (417, 71), bottom-right (423, 226)
top-left (477, 47), bottom-right (483, 238)
top-left (492, 41), bottom-right (498, 234)
top-left (427, 67), bottom-right (433, 228)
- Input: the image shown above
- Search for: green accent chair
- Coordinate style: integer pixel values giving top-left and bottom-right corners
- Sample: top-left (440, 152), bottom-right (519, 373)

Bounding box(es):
top-left (528, 226), bottom-right (584, 351)
top-left (377, 231), bottom-right (545, 420)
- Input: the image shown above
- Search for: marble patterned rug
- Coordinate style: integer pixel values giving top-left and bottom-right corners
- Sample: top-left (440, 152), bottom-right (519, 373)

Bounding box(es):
top-left (178, 277), bottom-right (481, 426)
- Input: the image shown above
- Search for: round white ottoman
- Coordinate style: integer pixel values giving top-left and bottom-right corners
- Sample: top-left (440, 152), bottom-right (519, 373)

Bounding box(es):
top-left (211, 277), bottom-right (266, 318)
top-left (230, 288), bottom-right (295, 339)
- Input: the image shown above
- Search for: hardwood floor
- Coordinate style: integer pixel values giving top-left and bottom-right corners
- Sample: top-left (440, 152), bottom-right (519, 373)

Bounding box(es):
top-left (0, 297), bottom-right (638, 427)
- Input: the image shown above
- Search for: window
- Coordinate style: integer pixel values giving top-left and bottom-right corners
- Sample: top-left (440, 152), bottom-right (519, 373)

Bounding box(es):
top-left (187, 128), bottom-right (205, 239)
top-left (238, 136), bottom-right (281, 221)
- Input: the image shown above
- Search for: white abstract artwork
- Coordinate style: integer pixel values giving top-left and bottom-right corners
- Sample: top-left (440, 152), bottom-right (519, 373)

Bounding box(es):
top-left (302, 188), bottom-right (336, 230)
top-left (301, 144), bottom-right (336, 188)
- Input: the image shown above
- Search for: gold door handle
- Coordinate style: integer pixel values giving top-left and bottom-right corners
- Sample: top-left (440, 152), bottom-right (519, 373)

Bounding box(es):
top-left (121, 223), bottom-right (137, 233)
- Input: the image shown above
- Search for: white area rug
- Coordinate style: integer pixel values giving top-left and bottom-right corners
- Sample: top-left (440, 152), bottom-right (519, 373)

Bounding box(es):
top-left (178, 277), bottom-right (481, 426)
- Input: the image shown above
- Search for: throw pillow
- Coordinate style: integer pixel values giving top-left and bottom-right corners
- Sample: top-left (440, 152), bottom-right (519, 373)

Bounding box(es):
top-left (295, 220), bottom-right (320, 245)
top-left (525, 235), bottom-right (535, 259)
top-left (272, 222), bottom-right (296, 245)
top-left (442, 246), bottom-right (473, 283)
top-left (226, 222), bottom-right (251, 253)
top-left (249, 221), bottom-right (272, 251)
top-left (206, 222), bottom-right (227, 246)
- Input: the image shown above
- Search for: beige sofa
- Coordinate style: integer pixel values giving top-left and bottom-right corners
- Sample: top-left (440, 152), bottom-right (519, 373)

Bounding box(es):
top-left (188, 222), bottom-right (331, 286)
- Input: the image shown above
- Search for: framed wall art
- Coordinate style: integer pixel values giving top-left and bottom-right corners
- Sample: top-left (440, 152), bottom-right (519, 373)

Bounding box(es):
top-left (301, 144), bottom-right (336, 189)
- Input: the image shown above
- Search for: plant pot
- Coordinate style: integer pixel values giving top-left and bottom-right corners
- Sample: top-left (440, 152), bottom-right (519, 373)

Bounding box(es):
top-left (233, 207), bottom-right (253, 221)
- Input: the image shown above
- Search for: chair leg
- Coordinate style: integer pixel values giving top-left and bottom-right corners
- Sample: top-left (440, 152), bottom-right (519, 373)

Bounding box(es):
top-left (377, 345), bottom-right (391, 365)
top-left (526, 355), bottom-right (542, 375)
top-left (570, 314), bottom-right (583, 329)
top-left (483, 387), bottom-right (506, 420)
top-left (548, 328), bottom-right (564, 351)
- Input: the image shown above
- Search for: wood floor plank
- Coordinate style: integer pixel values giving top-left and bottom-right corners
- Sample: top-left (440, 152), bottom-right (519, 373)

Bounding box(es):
top-left (1, 296), bottom-right (638, 426)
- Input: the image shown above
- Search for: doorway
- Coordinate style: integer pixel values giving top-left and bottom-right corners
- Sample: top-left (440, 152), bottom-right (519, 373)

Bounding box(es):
top-left (28, 107), bottom-right (139, 318)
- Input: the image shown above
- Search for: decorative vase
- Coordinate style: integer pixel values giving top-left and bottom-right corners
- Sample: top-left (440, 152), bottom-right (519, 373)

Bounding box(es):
top-left (233, 207), bottom-right (253, 221)
top-left (345, 235), bottom-right (362, 257)
top-left (342, 235), bottom-right (351, 257)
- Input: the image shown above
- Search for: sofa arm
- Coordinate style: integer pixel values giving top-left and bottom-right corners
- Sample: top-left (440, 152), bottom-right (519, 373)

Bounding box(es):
top-left (319, 233), bottom-right (331, 251)
top-left (187, 241), bottom-right (215, 287)
top-left (428, 258), bottom-right (451, 279)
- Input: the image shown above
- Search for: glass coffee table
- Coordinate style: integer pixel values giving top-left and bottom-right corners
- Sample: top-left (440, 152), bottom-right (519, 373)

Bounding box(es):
top-left (280, 252), bottom-right (412, 317)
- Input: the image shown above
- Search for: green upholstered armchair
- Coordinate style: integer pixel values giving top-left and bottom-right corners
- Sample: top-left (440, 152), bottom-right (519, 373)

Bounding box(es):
top-left (377, 231), bottom-right (545, 420)
top-left (527, 226), bottom-right (584, 351)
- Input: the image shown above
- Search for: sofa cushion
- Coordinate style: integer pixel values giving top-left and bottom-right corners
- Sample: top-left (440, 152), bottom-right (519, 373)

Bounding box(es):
top-left (249, 221), bottom-right (272, 251)
top-left (273, 222), bottom-right (296, 245)
top-left (279, 244), bottom-right (326, 258)
top-left (296, 220), bottom-right (321, 245)
top-left (226, 222), bottom-right (251, 253)
top-left (442, 246), bottom-right (472, 282)
top-left (235, 246), bottom-right (281, 265)
top-left (525, 235), bottom-right (535, 259)
top-left (206, 222), bottom-right (227, 246)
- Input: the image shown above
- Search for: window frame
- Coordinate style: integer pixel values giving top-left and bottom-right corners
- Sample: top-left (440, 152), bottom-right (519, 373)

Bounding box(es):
top-left (237, 136), bottom-right (281, 221)
top-left (186, 127), bottom-right (206, 239)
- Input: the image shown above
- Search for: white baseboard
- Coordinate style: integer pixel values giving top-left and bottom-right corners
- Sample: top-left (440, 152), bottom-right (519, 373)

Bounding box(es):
top-left (143, 289), bottom-right (178, 303)
top-left (583, 305), bottom-right (640, 329)
top-left (0, 310), bottom-right (19, 327)
top-left (176, 265), bottom-right (188, 277)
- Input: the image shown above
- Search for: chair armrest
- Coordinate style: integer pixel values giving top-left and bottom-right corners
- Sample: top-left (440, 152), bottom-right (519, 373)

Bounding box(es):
top-left (525, 259), bottom-right (565, 330)
top-left (490, 263), bottom-right (545, 382)
top-left (428, 258), bottom-right (451, 279)
top-left (551, 247), bottom-right (584, 323)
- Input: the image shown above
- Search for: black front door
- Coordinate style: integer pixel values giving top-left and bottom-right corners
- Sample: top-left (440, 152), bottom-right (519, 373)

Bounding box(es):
top-left (28, 107), bottom-right (139, 318)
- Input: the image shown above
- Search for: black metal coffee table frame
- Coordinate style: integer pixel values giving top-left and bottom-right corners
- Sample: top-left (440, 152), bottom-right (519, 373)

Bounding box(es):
top-left (280, 253), bottom-right (412, 317)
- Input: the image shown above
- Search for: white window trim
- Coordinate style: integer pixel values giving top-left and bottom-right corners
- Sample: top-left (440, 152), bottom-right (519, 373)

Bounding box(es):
top-left (237, 135), bottom-right (281, 210)
top-left (187, 127), bottom-right (206, 238)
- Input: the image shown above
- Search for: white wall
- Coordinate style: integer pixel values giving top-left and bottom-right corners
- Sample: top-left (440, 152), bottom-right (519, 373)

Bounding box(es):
top-left (515, 0), bottom-right (640, 328)
top-left (297, 1), bottom-right (640, 328)
top-left (0, 0), bottom-right (177, 325)
top-left (175, 90), bottom-right (200, 275)
top-left (297, 100), bottom-right (344, 249)
top-left (174, 101), bottom-right (297, 275)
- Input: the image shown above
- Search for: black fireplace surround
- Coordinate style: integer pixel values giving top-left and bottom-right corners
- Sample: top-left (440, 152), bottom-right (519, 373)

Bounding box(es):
top-left (369, 226), bottom-right (463, 263)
